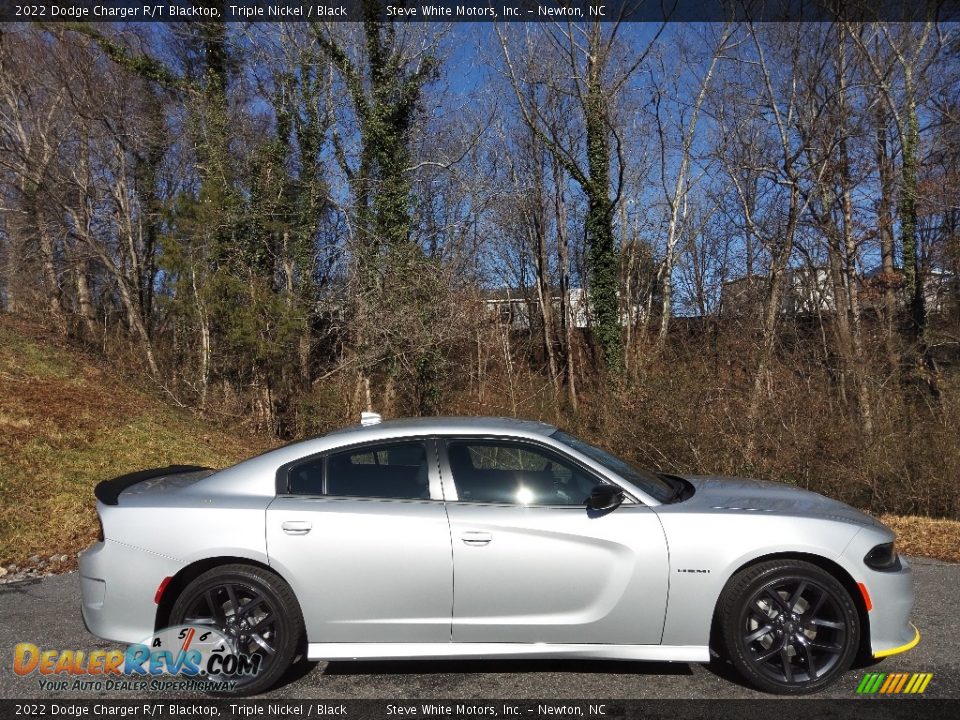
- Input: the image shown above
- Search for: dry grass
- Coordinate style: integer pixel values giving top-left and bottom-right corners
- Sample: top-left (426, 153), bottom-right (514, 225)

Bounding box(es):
top-left (880, 514), bottom-right (960, 564)
top-left (1, 316), bottom-right (956, 570)
top-left (0, 317), bottom-right (277, 568)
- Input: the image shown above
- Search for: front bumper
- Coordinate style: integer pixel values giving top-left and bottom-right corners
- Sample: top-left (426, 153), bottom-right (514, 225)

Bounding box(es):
top-left (874, 623), bottom-right (920, 658)
top-left (861, 555), bottom-right (917, 658)
top-left (78, 539), bottom-right (184, 645)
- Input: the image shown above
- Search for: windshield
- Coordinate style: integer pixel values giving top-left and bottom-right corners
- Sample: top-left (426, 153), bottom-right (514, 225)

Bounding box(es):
top-left (551, 430), bottom-right (676, 503)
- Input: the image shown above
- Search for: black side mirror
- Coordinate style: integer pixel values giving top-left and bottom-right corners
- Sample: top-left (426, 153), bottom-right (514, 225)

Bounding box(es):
top-left (586, 484), bottom-right (624, 512)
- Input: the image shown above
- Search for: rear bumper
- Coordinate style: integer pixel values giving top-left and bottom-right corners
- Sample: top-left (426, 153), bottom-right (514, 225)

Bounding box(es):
top-left (78, 539), bottom-right (184, 645)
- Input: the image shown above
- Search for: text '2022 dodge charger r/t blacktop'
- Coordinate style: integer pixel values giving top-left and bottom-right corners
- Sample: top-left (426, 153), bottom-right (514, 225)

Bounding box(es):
top-left (79, 415), bottom-right (917, 695)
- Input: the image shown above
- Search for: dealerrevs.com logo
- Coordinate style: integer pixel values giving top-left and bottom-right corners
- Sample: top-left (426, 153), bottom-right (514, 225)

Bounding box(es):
top-left (13, 625), bottom-right (261, 692)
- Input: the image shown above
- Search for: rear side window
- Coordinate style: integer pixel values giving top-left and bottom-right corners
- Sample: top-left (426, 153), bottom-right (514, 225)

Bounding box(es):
top-left (288, 457), bottom-right (324, 495)
top-left (288, 441), bottom-right (430, 500)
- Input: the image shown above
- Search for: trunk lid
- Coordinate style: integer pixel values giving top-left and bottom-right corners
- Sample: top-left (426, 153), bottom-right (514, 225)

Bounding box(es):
top-left (93, 465), bottom-right (214, 505)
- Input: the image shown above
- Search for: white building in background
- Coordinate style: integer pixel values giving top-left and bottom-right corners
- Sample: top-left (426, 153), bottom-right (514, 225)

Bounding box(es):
top-left (720, 266), bottom-right (956, 317)
top-left (783, 267), bottom-right (836, 314)
top-left (483, 287), bottom-right (637, 330)
top-left (860, 266), bottom-right (957, 314)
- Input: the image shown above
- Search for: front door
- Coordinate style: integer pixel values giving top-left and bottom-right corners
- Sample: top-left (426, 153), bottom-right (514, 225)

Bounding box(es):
top-left (441, 437), bottom-right (669, 645)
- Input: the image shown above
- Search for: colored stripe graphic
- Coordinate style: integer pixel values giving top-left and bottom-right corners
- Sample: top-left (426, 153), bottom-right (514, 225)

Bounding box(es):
top-left (857, 672), bottom-right (932, 694)
top-left (879, 674), bottom-right (897, 693)
top-left (856, 674), bottom-right (874, 693)
top-left (904, 674), bottom-right (919, 693)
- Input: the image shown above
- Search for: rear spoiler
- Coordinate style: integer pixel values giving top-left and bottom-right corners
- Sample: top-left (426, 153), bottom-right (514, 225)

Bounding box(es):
top-left (93, 465), bottom-right (211, 506)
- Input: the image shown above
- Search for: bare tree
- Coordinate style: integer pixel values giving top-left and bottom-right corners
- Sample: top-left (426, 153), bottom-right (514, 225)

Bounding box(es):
top-left (713, 24), bottom-right (836, 458)
top-left (0, 29), bottom-right (74, 330)
top-left (496, 19), bottom-right (665, 373)
top-left (848, 20), bottom-right (946, 393)
top-left (652, 23), bottom-right (734, 351)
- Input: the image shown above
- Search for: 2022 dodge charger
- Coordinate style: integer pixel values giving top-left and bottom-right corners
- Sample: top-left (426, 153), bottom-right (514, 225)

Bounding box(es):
top-left (79, 415), bottom-right (917, 695)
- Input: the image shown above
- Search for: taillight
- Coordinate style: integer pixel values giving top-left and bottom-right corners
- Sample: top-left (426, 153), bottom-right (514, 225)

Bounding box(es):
top-left (155, 576), bottom-right (172, 604)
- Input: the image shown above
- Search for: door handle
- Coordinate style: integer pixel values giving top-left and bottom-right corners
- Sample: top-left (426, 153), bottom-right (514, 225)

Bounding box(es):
top-left (461, 531), bottom-right (492, 546)
top-left (281, 520), bottom-right (312, 535)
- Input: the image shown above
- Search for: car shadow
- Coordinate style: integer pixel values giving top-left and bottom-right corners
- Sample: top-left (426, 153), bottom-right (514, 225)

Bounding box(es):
top-left (316, 658), bottom-right (694, 677)
top-left (701, 656), bottom-right (754, 690)
top-left (274, 656), bottom-right (322, 687)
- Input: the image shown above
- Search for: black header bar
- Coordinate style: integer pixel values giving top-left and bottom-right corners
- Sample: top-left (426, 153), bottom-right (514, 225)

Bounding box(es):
top-left (0, 0), bottom-right (957, 23)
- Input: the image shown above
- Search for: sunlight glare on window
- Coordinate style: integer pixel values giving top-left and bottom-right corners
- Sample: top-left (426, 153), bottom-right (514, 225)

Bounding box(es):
top-left (516, 486), bottom-right (534, 505)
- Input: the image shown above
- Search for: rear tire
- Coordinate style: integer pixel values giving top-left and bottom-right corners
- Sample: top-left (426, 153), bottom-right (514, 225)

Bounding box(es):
top-left (169, 564), bottom-right (304, 696)
top-left (717, 560), bottom-right (859, 694)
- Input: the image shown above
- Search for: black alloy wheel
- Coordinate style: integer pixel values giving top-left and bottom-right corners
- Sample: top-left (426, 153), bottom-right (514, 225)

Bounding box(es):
top-left (169, 564), bottom-right (304, 695)
top-left (717, 560), bottom-right (860, 694)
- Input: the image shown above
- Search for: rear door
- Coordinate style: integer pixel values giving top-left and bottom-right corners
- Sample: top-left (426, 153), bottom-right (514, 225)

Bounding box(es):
top-left (441, 437), bottom-right (669, 645)
top-left (266, 438), bottom-right (453, 642)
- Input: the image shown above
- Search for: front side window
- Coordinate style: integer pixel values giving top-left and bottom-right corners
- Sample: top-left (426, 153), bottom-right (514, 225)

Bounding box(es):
top-left (289, 441), bottom-right (430, 500)
top-left (446, 439), bottom-right (597, 506)
top-left (550, 430), bottom-right (676, 503)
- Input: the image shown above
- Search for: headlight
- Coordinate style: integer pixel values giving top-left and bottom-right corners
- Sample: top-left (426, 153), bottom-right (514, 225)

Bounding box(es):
top-left (864, 541), bottom-right (900, 571)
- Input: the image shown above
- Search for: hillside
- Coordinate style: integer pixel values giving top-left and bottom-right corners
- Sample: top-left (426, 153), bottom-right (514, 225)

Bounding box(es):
top-left (0, 316), bottom-right (957, 573)
top-left (0, 317), bottom-right (276, 570)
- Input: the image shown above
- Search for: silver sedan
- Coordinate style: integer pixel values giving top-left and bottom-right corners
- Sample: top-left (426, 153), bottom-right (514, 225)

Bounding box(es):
top-left (79, 415), bottom-right (917, 695)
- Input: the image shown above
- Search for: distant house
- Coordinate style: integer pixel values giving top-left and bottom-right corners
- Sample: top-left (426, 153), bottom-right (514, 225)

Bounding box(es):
top-left (721, 268), bottom-right (838, 317)
top-left (721, 266), bottom-right (956, 318)
top-left (483, 288), bottom-right (534, 330)
top-left (860, 266), bottom-right (957, 314)
top-left (482, 287), bottom-right (634, 330)
top-left (719, 274), bottom-right (770, 317)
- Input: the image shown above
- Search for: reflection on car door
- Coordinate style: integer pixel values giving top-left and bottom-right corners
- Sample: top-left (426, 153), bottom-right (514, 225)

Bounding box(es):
top-left (266, 439), bottom-right (453, 643)
top-left (441, 438), bottom-right (670, 645)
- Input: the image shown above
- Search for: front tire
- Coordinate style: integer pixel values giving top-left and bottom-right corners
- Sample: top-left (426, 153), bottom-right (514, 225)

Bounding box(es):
top-left (717, 560), bottom-right (860, 694)
top-left (169, 564), bottom-right (304, 696)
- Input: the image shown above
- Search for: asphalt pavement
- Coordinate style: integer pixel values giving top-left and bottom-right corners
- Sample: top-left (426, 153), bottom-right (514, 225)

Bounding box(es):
top-left (1, 557), bottom-right (957, 700)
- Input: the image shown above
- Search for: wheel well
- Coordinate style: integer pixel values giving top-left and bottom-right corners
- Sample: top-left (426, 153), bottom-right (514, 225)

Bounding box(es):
top-left (153, 556), bottom-right (299, 633)
top-left (709, 552), bottom-right (872, 661)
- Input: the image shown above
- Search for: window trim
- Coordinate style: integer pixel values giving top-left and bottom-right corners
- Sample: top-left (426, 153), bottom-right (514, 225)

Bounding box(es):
top-left (437, 435), bottom-right (636, 508)
top-left (275, 436), bottom-right (442, 501)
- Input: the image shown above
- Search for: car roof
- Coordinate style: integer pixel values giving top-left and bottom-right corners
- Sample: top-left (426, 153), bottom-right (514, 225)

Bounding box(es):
top-left (326, 416), bottom-right (557, 440)
top-left (191, 416), bottom-right (561, 498)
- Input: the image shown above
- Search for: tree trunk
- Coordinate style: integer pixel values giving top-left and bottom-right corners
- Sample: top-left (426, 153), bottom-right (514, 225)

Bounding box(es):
top-left (900, 77), bottom-right (924, 340)
top-left (189, 260), bottom-right (211, 409)
top-left (74, 261), bottom-right (99, 340)
top-left (115, 274), bottom-right (159, 377)
top-left (531, 190), bottom-right (559, 395)
top-left (745, 189), bottom-right (800, 459)
top-left (900, 74), bottom-right (940, 398)
top-left (874, 105), bottom-right (900, 374)
top-left (583, 64), bottom-right (622, 373)
top-left (32, 197), bottom-right (65, 332)
top-left (836, 53), bottom-right (874, 441)
top-left (655, 29), bottom-right (726, 350)
top-left (554, 165), bottom-right (578, 412)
